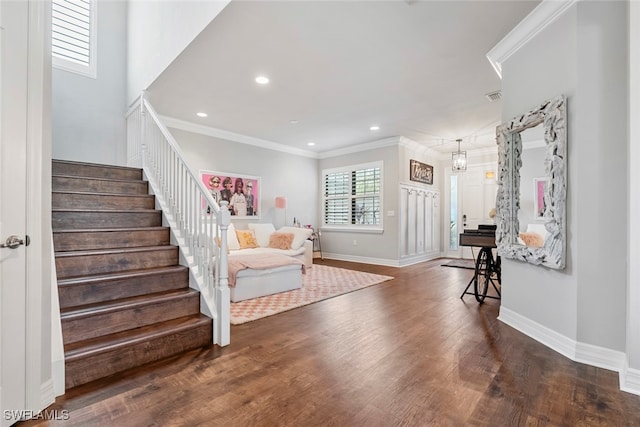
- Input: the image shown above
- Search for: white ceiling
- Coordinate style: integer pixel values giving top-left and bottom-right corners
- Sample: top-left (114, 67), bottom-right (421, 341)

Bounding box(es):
top-left (147, 0), bottom-right (540, 155)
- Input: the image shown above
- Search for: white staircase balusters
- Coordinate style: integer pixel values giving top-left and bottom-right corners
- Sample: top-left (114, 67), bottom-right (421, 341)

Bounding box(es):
top-left (126, 93), bottom-right (230, 346)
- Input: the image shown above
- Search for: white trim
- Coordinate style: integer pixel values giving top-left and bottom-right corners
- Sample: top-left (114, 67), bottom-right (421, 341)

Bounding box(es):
top-left (159, 115), bottom-right (318, 159)
top-left (574, 342), bottom-right (625, 373)
top-left (321, 253), bottom-right (400, 267)
top-left (40, 380), bottom-right (55, 409)
top-left (621, 363), bottom-right (640, 396)
top-left (51, 0), bottom-right (97, 79)
top-left (499, 307), bottom-right (637, 395)
top-left (499, 307), bottom-right (576, 361)
top-left (398, 136), bottom-right (440, 158)
top-left (486, 0), bottom-right (578, 78)
top-left (398, 252), bottom-right (440, 267)
top-left (317, 137), bottom-right (400, 159)
top-left (628, 0), bottom-right (640, 393)
top-left (321, 252), bottom-right (440, 268)
top-left (26, 0), bottom-right (54, 411)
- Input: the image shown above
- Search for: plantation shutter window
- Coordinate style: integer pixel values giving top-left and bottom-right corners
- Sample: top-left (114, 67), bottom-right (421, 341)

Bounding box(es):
top-left (52, 0), bottom-right (97, 78)
top-left (323, 162), bottom-right (383, 230)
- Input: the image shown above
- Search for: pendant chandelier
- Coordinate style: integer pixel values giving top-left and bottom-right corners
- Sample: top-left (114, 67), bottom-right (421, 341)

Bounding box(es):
top-left (452, 138), bottom-right (467, 173)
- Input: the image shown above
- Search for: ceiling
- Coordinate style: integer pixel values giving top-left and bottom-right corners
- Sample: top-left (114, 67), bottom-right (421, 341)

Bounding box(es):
top-left (147, 0), bottom-right (540, 156)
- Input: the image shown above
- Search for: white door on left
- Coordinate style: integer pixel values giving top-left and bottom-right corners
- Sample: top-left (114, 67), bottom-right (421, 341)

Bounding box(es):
top-left (0, 0), bottom-right (29, 423)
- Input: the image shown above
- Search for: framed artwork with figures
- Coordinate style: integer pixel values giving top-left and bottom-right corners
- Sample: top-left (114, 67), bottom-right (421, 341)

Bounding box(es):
top-left (200, 170), bottom-right (260, 218)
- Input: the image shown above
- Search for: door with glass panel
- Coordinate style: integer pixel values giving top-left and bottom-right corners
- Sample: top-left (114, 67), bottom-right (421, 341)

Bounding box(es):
top-left (445, 163), bottom-right (497, 259)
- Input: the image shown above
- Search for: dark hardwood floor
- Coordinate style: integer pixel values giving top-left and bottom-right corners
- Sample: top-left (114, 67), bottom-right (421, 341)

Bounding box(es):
top-left (23, 258), bottom-right (640, 426)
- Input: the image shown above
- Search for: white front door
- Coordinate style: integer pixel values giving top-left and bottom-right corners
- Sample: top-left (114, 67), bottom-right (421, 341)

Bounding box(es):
top-left (1, 1), bottom-right (35, 424)
top-left (444, 163), bottom-right (498, 259)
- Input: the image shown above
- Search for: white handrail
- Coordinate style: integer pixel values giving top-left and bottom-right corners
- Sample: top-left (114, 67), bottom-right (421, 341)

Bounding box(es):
top-left (126, 93), bottom-right (230, 346)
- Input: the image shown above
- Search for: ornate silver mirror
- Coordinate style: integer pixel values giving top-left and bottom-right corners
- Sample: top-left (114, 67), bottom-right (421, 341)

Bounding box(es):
top-left (495, 95), bottom-right (567, 269)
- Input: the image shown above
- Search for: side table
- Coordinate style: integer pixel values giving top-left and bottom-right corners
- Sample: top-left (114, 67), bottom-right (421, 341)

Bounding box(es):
top-left (309, 229), bottom-right (323, 260)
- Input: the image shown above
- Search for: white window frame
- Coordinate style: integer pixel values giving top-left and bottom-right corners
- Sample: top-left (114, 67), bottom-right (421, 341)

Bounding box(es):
top-left (321, 161), bottom-right (383, 233)
top-left (52, 0), bottom-right (97, 78)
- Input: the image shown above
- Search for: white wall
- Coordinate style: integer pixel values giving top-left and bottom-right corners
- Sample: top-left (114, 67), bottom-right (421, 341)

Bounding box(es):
top-left (52, 0), bottom-right (128, 165)
top-left (501, 2), bottom-right (628, 352)
top-left (573, 0), bottom-right (627, 352)
top-left (126, 0), bottom-right (229, 103)
top-left (319, 144), bottom-right (400, 265)
top-left (168, 127), bottom-right (318, 229)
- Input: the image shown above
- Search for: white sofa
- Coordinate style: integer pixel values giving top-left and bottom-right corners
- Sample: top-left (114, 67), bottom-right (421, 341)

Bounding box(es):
top-left (224, 223), bottom-right (313, 302)
top-left (226, 223), bottom-right (313, 268)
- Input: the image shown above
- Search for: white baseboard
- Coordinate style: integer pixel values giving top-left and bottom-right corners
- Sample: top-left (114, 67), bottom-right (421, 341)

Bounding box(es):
top-left (40, 378), bottom-right (55, 409)
top-left (398, 251), bottom-right (440, 267)
top-left (621, 363), bottom-right (640, 395)
top-left (52, 358), bottom-right (65, 397)
top-left (321, 251), bottom-right (440, 267)
top-left (321, 253), bottom-right (400, 267)
top-left (498, 307), bottom-right (577, 360)
top-left (499, 307), bottom-right (638, 396)
top-left (575, 341), bottom-right (625, 373)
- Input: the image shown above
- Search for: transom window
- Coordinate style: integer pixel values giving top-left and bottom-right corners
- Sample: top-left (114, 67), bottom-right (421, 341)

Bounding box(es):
top-left (52, 0), bottom-right (97, 78)
top-left (322, 162), bottom-right (383, 231)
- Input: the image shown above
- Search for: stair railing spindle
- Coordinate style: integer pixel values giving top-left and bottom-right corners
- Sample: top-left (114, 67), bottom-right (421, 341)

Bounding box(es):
top-left (125, 94), bottom-right (230, 347)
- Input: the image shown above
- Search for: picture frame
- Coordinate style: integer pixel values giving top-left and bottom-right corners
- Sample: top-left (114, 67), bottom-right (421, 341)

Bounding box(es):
top-left (409, 159), bottom-right (433, 185)
top-left (200, 170), bottom-right (261, 218)
top-left (533, 177), bottom-right (548, 220)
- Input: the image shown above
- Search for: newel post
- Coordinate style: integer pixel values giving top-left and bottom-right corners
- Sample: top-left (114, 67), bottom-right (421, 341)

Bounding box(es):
top-left (139, 92), bottom-right (147, 170)
top-left (215, 201), bottom-right (231, 346)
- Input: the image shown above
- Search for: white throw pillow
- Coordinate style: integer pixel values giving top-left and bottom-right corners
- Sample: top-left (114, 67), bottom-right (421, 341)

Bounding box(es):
top-left (225, 222), bottom-right (240, 250)
top-left (248, 223), bottom-right (276, 247)
top-left (278, 226), bottom-right (313, 250)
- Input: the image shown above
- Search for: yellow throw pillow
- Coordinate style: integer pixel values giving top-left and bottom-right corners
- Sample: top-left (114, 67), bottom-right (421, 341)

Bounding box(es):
top-left (235, 229), bottom-right (259, 249)
top-left (268, 232), bottom-right (294, 250)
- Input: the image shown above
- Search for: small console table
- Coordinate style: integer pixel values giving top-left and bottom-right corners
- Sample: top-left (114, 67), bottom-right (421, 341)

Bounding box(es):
top-left (459, 224), bottom-right (501, 304)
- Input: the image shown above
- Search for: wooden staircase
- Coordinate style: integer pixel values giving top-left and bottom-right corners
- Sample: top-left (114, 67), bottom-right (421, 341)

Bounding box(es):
top-left (52, 160), bottom-right (212, 389)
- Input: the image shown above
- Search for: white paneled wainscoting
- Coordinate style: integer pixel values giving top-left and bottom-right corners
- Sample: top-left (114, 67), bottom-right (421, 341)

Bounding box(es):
top-left (399, 184), bottom-right (441, 266)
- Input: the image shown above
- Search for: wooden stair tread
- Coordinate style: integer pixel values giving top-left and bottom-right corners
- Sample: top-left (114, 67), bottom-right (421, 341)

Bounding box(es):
top-left (52, 159), bottom-right (142, 172)
top-left (57, 265), bottom-right (187, 286)
top-left (52, 208), bottom-right (159, 213)
top-left (52, 173), bottom-right (145, 184)
top-left (53, 226), bottom-right (168, 234)
top-left (55, 245), bottom-right (175, 258)
top-left (60, 288), bottom-right (198, 318)
top-left (53, 159), bottom-right (212, 388)
top-left (64, 315), bottom-right (211, 360)
top-left (52, 190), bottom-right (154, 197)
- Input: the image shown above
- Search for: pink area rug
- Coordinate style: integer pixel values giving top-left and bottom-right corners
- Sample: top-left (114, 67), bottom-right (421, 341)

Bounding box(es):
top-left (230, 265), bottom-right (393, 325)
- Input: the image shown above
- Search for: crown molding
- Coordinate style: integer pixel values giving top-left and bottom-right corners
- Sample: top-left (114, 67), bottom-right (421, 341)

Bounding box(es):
top-left (487, 0), bottom-right (579, 78)
top-left (317, 136), bottom-right (402, 159)
top-left (159, 115), bottom-right (319, 159)
top-left (398, 136), bottom-right (440, 158)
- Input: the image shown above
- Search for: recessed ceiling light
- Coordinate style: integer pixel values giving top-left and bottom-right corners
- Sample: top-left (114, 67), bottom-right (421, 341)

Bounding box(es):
top-left (255, 75), bottom-right (270, 85)
top-left (196, 112), bottom-right (208, 118)
top-left (290, 120), bottom-right (299, 124)
top-left (370, 125), bottom-right (380, 131)
top-left (307, 142), bottom-right (315, 146)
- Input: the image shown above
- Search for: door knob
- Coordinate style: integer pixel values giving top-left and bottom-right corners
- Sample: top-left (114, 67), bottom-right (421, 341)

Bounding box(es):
top-left (0, 235), bottom-right (29, 249)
